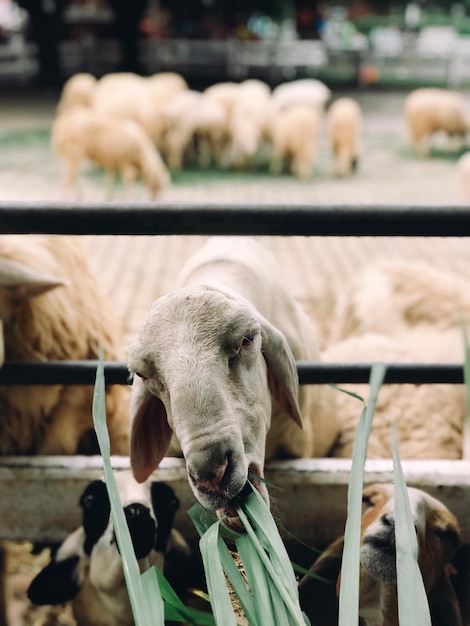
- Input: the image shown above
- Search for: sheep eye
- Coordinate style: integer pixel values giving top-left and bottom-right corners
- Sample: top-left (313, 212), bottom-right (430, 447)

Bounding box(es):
top-left (362, 495), bottom-right (374, 507)
top-left (135, 372), bottom-right (148, 381)
top-left (242, 335), bottom-right (255, 346)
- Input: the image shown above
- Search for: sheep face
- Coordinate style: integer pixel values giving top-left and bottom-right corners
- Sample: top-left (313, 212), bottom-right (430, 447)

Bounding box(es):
top-left (27, 474), bottom-right (180, 626)
top-left (129, 284), bottom-right (300, 522)
top-left (359, 484), bottom-right (460, 588)
top-left (298, 483), bottom-right (462, 626)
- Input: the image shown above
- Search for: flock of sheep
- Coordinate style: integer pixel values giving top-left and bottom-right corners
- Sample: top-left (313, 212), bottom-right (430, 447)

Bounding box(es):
top-left (51, 70), bottom-right (470, 203)
top-left (1, 230), bottom-right (469, 625)
top-left (51, 72), bottom-right (363, 199)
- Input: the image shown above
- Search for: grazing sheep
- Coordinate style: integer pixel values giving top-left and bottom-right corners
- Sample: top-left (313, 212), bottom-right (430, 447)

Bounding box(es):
top-left (271, 78), bottom-right (331, 114)
top-left (162, 89), bottom-right (226, 170)
top-left (456, 151), bottom-right (470, 202)
top-left (327, 97), bottom-right (362, 177)
top-left (323, 329), bottom-right (465, 460)
top-left (298, 483), bottom-right (462, 626)
top-left (0, 234), bottom-right (130, 455)
top-left (127, 236), bottom-right (338, 524)
top-left (328, 260), bottom-right (470, 343)
top-left (56, 72), bottom-right (97, 114)
top-left (52, 107), bottom-right (170, 200)
top-left (404, 87), bottom-right (470, 157)
top-left (27, 473), bottom-right (189, 626)
top-left (268, 104), bottom-right (320, 180)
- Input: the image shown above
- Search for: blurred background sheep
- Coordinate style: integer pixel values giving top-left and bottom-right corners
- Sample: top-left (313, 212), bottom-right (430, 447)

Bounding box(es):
top-left (327, 96), bottom-right (362, 177)
top-left (404, 87), bottom-right (470, 157)
top-left (52, 107), bottom-right (170, 200)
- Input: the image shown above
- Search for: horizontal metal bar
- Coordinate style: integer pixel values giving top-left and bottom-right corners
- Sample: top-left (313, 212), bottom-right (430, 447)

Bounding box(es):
top-left (1, 202), bottom-right (470, 236)
top-left (0, 361), bottom-right (464, 385)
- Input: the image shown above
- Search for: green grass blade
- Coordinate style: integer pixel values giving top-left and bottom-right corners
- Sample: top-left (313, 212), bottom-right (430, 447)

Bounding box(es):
top-left (392, 423), bottom-right (432, 626)
top-left (93, 347), bottom-right (164, 625)
top-left (199, 520), bottom-right (238, 626)
top-left (338, 362), bottom-right (386, 626)
top-left (237, 532), bottom-right (275, 625)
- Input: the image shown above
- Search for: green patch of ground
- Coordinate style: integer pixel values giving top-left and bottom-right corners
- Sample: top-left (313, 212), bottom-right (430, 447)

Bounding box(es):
top-left (0, 127), bottom-right (51, 149)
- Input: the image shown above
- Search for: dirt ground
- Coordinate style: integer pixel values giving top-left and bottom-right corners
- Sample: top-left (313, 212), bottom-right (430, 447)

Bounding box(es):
top-left (1, 84), bottom-right (470, 626)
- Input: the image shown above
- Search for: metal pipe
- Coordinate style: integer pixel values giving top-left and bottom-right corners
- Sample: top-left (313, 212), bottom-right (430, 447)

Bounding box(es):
top-left (0, 361), bottom-right (464, 385)
top-left (1, 202), bottom-right (470, 236)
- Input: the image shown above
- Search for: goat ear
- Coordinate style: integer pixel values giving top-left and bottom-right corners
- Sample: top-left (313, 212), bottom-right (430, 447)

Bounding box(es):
top-left (298, 536), bottom-right (344, 626)
top-left (260, 317), bottom-right (302, 427)
top-left (130, 376), bottom-right (173, 483)
top-left (428, 569), bottom-right (463, 626)
top-left (27, 556), bottom-right (82, 605)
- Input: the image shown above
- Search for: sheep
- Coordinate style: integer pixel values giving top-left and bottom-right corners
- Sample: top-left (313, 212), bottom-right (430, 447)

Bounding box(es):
top-left (56, 72), bottom-right (97, 114)
top-left (271, 78), bottom-right (331, 115)
top-left (127, 236), bottom-right (338, 525)
top-left (404, 87), bottom-right (470, 157)
top-left (298, 483), bottom-right (462, 626)
top-left (0, 234), bottom-right (130, 455)
top-left (323, 328), bottom-right (465, 460)
top-left (91, 71), bottom-right (187, 150)
top-left (27, 472), bottom-right (190, 626)
top-left (328, 260), bottom-right (470, 344)
top-left (267, 104), bottom-right (320, 180)
top-left (327, 96), bottom-right (362, 177)
top-left (456, 151), bottom-right (470, 202)
top-left (51, 106), bottom-right (170, 200)
top-left (162, 89), bottom-right (227, 170)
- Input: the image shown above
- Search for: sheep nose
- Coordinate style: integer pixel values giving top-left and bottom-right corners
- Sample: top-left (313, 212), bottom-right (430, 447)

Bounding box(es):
top-left (125, 503), bottom-right (151, 519)
top-left (188, 454), bottom-right (229, 491)
top-left (381, 512), bottom-right (395, 528)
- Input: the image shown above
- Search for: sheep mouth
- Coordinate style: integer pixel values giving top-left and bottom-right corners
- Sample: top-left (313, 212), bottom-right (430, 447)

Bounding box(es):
top-left (216, 466), bottom-right (266, 532)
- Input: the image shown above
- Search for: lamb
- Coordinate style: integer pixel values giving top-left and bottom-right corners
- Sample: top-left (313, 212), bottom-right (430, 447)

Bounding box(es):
top-left (56, 72), bottom-right (97, 114)
top-left (27, 473), bottom-right (190, 626)
top-left (456, 151), bottom-right (470, 202)
top-left (267, 104), bottom-right (320, 180)
top-left (51, 106), bottom-right (170, 200)
top-left (327, 96), bottom-right (362, 177)
top-left (323, 328), bottom-right (465, 460)
top-left (0, 234), bottom-right (130, 455)
top-left (271, 78), bottom-right (331, 115)
top-left (328, 260), bottom-right (470, 343)
top-left (404, 87), bottom-right (470, 157)
top-left (127, 236), bottom-right (338, 525)
top-left (298, 483), bottom-right (462, 626)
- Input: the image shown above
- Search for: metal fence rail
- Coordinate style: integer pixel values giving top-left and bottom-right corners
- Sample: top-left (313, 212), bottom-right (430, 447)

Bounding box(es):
top-left (0, 361), bottom-right (465, 385)
top-left (1, 201), bottom-right (470, 236)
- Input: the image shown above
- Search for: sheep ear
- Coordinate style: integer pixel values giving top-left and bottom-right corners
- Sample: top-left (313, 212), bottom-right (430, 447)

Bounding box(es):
top-left (27, 556), bottom-right (83, 605)
top-left (428, 569), bottom-right (463, 626)
top-left (298, 536), bottom-right (344, 625)
top-left (130, 376), bottom-right (173, 483)
top-left (260, 317), bottom-right (302, 427)
top-left (0, 257), bottom-right (68, 298)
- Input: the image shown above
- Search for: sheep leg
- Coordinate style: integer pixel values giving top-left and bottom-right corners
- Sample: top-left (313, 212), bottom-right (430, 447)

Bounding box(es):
top-left (120, 164), bottom-right (138, 201)
top-left (61, 158), bottom-right (82, 200)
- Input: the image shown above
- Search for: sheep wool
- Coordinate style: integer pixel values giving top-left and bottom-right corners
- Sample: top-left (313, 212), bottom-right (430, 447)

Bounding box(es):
top-left (327, 96), bottom-right (362, 177)
top-left (0, 234), bottom-right (130, 455)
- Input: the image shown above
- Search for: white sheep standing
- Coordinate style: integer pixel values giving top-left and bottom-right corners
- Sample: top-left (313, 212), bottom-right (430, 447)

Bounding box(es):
top-left (299, 483), bottom-right (462, 626)
top-left (327, 96), bottom-right (362, 177)
top-left (127, 236), bottom-right (338, 527)
top-left (0, 234), bottom-right (130, 455)
top-left (404, 87), bottom-right (470, 157)
top-left (456, 151), bottom-right (470, 202)
top-left (202, 81), bottom-right (243, 167)
top-left (271, 78), bottom-right (331, 115)
top-left (27, 472), bottom-right (190, 626)
top-left (56, 72), bottom-right (97, 114)
top-left (267, 104), bottom-right (320, 180)
top-left (52, 106), bottom-right (170, 200)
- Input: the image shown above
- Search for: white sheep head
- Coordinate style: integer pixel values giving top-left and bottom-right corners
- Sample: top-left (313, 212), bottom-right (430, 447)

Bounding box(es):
top-left (128, 284), bottom-right (301, 525)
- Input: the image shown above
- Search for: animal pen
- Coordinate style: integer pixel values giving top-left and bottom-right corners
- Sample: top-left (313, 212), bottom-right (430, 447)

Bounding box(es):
top-left (0, 201), bottom-right (470, 618)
